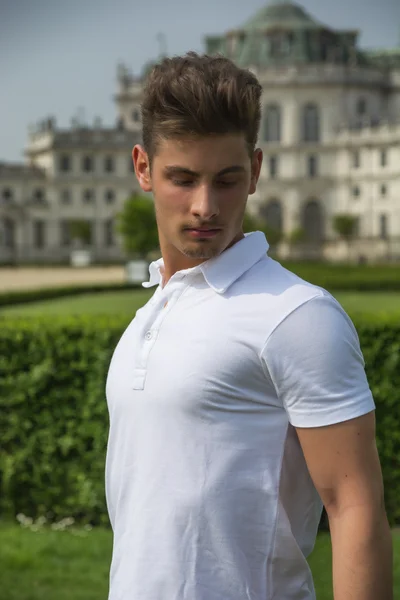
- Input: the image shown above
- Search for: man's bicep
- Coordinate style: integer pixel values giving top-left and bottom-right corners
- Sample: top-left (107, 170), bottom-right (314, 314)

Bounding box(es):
top-left (294, 411), bottom-right (384, 517)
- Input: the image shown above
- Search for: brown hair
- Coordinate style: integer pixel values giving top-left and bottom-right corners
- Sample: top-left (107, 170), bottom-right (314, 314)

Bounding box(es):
top-left (141, 52), bottom-right (262, 160)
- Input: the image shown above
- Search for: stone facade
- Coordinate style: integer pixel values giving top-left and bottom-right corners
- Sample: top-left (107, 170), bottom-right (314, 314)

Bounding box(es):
top-left (0, 121), bottom-right (141, 264)
top-left (1, 0), bottom-right (400, 264)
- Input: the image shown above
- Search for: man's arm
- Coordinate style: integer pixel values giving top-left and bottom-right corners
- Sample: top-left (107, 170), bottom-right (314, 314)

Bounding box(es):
top-left (296, 412), bottom-right (393, 600)
top-left (261, 293), bottom-right (393, 597)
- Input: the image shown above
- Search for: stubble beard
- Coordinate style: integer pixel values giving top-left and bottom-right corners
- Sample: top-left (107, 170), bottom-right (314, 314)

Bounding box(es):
top-left (180, 242), bottom-right (222, 260)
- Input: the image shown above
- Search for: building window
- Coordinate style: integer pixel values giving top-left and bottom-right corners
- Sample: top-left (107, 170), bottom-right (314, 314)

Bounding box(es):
top-left (352, 216), bottom-right (360, 237)
top-left (269, 34), bottom-right (281, 58)
top-left (86, 222), bottom-right (94, 246)
top-left (104, 219), bottom-right (114, 247)
top-left (308, 155), bottom-right (318, 178)
top-left (264, 104), bottom-right (281, 142)
top-left (33, 220), bottom-right (46, 249)
top-left (104, 156), bottom-right (114, 173)
top-left (33, 189), bottom-right (45, 203)
top-left (2, 188), bottom-right (13, 202)
top-left (302, 199), bottom-right (324, 242)
top-left (60, 220), bottom-right (71, 247)
top-left (132, 109), bottom-right (140, 122)
top-left (353, 151), bottom-right (360, 168)
top-left (380, 149), bottom-right (387, 167)
top-left (83, 189), bottom-right (95, 203)
top-left (352, 185), bottom-right (360, 198)
top-left (302, 104), bottom-right (320, 142)
top-left (268, 33), bottom-right (292, 58)
top-left (60, 189), bottom-right (72, 205)
top-left (381, 184), bottom-right (387, 197)
top-left (59, 154), bottom-right (71, 172)
top-left (269, 155), bottom-right (278, 178)
top-left (379, 214), bottom-right (388, 239)
top-left (356, 98), bottom-right (367, 117)
top-left (259, 199), bottom-right (283, 233)
top-left (82, 156), bottom-right (94, 173)
top-left (284, 33), bottom-right (294, 55)
top-left (105, 189), bottom-right (115, 204)
top-left (3, 218), bottom-right (16, 247)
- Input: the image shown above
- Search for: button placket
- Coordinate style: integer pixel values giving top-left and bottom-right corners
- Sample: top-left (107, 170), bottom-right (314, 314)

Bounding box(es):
top-left (133, 279), bottom-right (189, 391)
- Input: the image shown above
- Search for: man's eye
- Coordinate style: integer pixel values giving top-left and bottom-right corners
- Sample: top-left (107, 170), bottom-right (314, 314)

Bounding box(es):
top-left (172, 179), bottom-right (194, 187)
top-left (216, 180), bottom-right (236, 188)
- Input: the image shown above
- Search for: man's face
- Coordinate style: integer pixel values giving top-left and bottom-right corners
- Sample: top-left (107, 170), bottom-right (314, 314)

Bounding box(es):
top-left (133, 134), bottom-right (262, 267)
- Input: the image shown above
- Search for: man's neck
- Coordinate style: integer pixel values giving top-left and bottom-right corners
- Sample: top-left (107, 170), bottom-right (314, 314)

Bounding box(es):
top-left (160, 256), bottom-right (206, 288)
top-left (159, 231), bottom-right (245, 287)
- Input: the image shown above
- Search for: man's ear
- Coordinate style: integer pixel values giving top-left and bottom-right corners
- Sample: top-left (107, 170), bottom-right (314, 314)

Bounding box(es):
top-left (132, 145), bottom-right (152, 192)
top-left (249, 148), bottom-right (263, 195)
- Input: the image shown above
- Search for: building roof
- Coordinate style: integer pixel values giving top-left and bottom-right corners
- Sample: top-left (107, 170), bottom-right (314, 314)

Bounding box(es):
top-left (52, 127), bottom-right (139, 146)
top-left (205, 1), bottom-right (364, 68)
top-left (26, 127), bottom-right (141, 155)
top-left (242, 1), bottom-right (324, 31)
top-left (0, 162), bottom-right (45, 180)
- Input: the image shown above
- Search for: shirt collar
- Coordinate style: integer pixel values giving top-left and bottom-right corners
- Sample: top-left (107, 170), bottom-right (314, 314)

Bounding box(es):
top-left (142, 231), bottom-right (269, 294)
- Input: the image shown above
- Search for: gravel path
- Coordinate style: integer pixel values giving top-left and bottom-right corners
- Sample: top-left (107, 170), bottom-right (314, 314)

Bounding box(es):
top-left (0, 267), bottom-right (126, 292)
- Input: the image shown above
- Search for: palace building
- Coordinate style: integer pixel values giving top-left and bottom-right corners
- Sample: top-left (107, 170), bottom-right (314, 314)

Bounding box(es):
top-left (1, 0), bottom-right (399, 263)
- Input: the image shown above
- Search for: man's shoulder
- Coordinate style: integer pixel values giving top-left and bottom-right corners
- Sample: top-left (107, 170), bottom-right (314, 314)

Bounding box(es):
top-left (240, 254), bottom-right (326, 301)
top-left (224, 256), bottom-right (335, 343)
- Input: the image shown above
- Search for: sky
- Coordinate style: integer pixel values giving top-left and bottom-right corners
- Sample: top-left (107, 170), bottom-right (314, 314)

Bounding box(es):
top-left (1, 0), bottom-right (399, 162)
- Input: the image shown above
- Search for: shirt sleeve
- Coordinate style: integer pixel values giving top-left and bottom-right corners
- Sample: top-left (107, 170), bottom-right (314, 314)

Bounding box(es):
top-left (260, 293), bottom-right (376, 428)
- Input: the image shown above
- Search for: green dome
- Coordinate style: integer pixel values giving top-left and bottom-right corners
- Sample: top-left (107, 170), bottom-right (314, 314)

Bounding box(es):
top-left (243, 1), bottom-right (324, 31)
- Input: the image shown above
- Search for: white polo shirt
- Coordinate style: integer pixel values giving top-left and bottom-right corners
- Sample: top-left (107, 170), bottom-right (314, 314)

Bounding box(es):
top-left (105, 231), bottom-right (375, 600)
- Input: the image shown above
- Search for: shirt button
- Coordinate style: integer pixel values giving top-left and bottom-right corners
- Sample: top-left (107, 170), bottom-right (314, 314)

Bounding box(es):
top-left (145, 331), bottom-right (152, 340)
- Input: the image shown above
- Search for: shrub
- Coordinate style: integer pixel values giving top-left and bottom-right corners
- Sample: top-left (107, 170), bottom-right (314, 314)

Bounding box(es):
top-left (0, 316), bottom-right (399, 526)
top-left (354, 320), bottom-right (400, 525)
top-left (0, 316), bottom-right (123, 526)
top-left (283, 262), bottom-right (400, 292)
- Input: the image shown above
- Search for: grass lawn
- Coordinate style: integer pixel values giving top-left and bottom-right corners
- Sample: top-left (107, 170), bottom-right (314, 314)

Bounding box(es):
top-left (0, 522), bottom-right (398, 600)
top-left (0, 523), bottom-right (400, 600)
top-left (1, 289), bottom-right (400, 320)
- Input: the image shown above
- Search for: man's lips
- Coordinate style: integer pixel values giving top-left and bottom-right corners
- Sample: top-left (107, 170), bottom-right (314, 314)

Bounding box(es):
top-left (184, 227), bottom-right (222, 238)
top-left (184, 226), bottom-right (222, 231)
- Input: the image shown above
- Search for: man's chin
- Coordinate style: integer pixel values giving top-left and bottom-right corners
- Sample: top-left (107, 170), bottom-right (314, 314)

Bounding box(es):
top-left (181, 243), bottom-right (222, 260)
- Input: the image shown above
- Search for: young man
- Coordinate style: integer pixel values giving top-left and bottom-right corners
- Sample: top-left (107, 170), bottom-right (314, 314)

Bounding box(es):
top-left (105, 53), bottom-right (393, 599)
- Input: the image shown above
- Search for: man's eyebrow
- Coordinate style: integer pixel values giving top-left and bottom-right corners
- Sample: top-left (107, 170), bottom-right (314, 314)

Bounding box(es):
top-left (163, 165), bottom-right (246, 177)
top-left (216, 166), bottom-right (246, 176)
top-left (164, 166), bottom-right (198, 176)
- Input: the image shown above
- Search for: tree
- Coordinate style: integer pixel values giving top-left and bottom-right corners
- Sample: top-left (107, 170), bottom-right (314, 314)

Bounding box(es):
top-left (242, 211), bottom-right (259, 233)
top-left (243, 211), bottom-right (283, 247)
top-left (259, 224), bottom-right (283, 247)
top-left (333, 214), bottom-right (358, 262)
top-left (287, 227), bottom-right (306, 246)
top-left (333, 214), bottom-right (358, 240)
top-left (116, 194), bottom-right (159, 259)
top-left (69, 220), bottom-right (92, 248)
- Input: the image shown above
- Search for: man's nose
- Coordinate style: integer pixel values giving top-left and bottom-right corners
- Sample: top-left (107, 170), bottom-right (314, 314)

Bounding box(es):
top-left (190, 184), bottom-right (220, 220)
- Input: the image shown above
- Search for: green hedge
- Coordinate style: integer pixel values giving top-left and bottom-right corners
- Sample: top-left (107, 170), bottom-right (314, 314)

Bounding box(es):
top-left (0, 316), bottom-right (399, 526)
top-left (0, 283), bottom-right (140, 308)
top-left (282, 262), bottom-right (400, 291)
